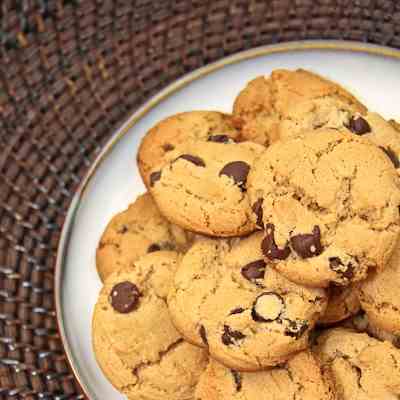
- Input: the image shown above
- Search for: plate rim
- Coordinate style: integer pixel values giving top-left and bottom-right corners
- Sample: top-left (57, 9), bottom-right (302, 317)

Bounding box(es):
top-left (54, 39), bottom-right (400, 399)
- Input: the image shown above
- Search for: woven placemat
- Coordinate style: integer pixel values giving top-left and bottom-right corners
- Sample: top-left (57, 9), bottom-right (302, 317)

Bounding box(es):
top-left (0, 0), bottom-right (399, 398)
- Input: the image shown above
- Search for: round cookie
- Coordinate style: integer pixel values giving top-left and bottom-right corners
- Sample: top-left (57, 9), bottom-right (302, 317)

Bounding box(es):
top-left (319, 285), bottom-right (360, 325)
top-left (314, 328), bottom-right (400, 399)
top-left (233, 68), bottom-right (366, 146)
top-left (92, 251), bottom-right (208, 400)
top-left (150, 140), bottom-right (265, 237)
top-left (358, 237), bottom-right (400, 337)
top-left (168, 233), bottom-right (327, 371)
top-left (96, 192), bottom-right (191, 282)
top-left (195, 351), bottom-right (337, 400)
top-left (248, 130), bottom-right (400, 287)
top-left (138, 111), bottom-right (240, 187)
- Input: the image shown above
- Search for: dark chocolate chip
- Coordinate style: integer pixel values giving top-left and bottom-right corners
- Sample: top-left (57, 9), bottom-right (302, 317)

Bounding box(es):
top-left (147, 243), bottom-right (162, 253)
top-left (176, 154), bottom-right (206, 167)
top-left (230, 370), bottom-right (242, 392)
top-left (230, 307), bottom-right (245, 315)
top-left (219, 161), bottom-right (250, 190)
top-left (251, 292), bottom-right (285, 322)
top-left (208, 134), bottom-right (233, 143)
top-left (262, 224), bottom-right (291, 260)
top-left (162, 143), bottom-right (175, 152)
top-left (290, 226), bottom-right (323, 259)
top-left (329, 257), bottom-right (354, 280)
top-left (221, 325), bottom-right (246, 345)
top-left (199, 325), bottom-right (208, 346)
top-left (380, 146), bottom-right (400, 168)
top-left (241, 260), bottom-right (266, 282)
top-left (252, 198), bottom-right (264, 228)
top-left (110, 282), bottom-right (141, 314)
top-left (118, 225), bottom-right (128, 234)
top-left (150, 171), bottom-right (162, 187)
top-left (348, 116), bottom-right (371, 135)
top-left (284, 319), bottom-right (308, 339)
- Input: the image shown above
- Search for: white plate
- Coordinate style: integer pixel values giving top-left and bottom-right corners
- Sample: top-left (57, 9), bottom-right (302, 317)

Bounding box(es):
top-left (55, 41), bottom-right (400, 399)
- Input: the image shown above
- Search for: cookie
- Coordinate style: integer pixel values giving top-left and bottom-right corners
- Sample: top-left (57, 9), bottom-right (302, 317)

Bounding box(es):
top-left (314, 328), bottom-right (400, 399)
top-left (96, 192), bottom-right (191, 281)
top-left (233, 69), bottom-right (366, 146)
top-left (150, 140), bottom-right (265, 237)
top-left (195, 350), bottom-right (337, 400)
top-left (168, 233), bottom-right (327, 371)
top-left (319, 285), bottom-right (360, 325)
top-left (390, 119), bottom-right (400, 132)
top-left (248, 130), bottom-right (400, 287)
top-left (358, 237), bottom-right (400, 337)
top-left (138, 111), bottom-right (240, 187)
top-left (92, 251), bottom-right (208, 399)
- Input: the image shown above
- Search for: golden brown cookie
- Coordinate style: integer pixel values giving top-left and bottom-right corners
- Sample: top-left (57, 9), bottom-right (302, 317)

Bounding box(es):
top-left (138, 111), bottom-right (240, 187)
top-left (92, 251), bottom-right (208, 400)
top-left (233, 69), bottom-right (366, 146)
top-left (168, 233), bottom-right (327, 371)
top-left (150, 140), bottom-right (264, 237)
top-left (195, 351), bottom-right (337, 400)
top-left (96, 192), bottom-right (191, 282)
top-left (315, 328), bottom-right (400, 399)
top-left (248, 130), bottom-right (400, 287)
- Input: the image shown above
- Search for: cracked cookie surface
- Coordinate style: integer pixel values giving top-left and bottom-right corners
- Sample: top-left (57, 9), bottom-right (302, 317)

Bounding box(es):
top-left (314, 328), bottom-right (400, 399)
top-left (358, 237), bottom-right (400, 337)
top-left (96, 192), bottom-right (191, 282)
top-left (92, 251), bottom-right (208, 399)
top-left (233, 69), bottom-right (366, 146)
top-left (138, 111), bottom-right (240, 188)
top-left (195, 350), bottom-right (337, 400)
top-left (150, 140), bottom-right (265, 237)
top-left (167, 233), bottom-right (327, 371)
top-left (320, 285), bottom-right (360, 325)
top-left (248, 130), bottom-right (400, 287)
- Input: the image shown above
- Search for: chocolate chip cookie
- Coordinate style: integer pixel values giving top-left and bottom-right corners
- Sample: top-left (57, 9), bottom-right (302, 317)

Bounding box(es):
top-left (195, 350), bottom-right (337, 400)
top-left (314, 328), bottom-right (400, 399)
top-left (92, 251), bottom-right (208, 399)
top-left (248, 130), bottom-right (400, 287)
top-left (358, 237), bottom-right (400, 338)
top-left (138, 111), bottom-right (240, 187)
top-left (233, 69), bottom-right (366, 146)
top-left (168, 233), bottom-right (327, 371)
top-left (150, 140), bottom-right (265, 237)
top-left (96, 192), bottom-right (191, 281)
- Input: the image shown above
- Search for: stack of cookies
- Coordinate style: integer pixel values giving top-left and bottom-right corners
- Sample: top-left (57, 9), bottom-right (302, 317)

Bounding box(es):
top-left (92, 69), bottom-right (400, 400)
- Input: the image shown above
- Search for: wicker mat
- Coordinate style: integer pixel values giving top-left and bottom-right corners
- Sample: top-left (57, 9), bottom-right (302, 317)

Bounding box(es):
top-left (0, 0), bottom-right (399, 398)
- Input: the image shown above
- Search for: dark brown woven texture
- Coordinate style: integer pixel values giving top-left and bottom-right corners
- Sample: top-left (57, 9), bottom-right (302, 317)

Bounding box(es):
top-left (0, 0), bottom-right (399, 398)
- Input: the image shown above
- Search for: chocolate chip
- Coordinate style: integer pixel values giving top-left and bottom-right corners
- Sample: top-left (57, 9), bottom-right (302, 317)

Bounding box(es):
top-left (221, 325), bottom-right (246, 345)
top-left (230, 370), bottom-right (242, 392)
top-left (110, 282), bottom-right (141, 314)
top-left (199, 325), bottom-right (208, 346)
top-left (329, 257), bottom-right (354, 280)
top-left (118, 225), bottom-right (128, 234)
top-left (219, 161), bottom-right (250, 190)
top-left (284, 319), bottom-right (308, 339)
top-left (252, 292), bottom-right (285, 322)
top-left (150, 171), bottom-right (161, 187)
top-left (147, 243), bottom-right (161, 253)
top-left (290, 226), bottom-right (323, 258)
top-left (230, 307), bottom-right (245, 315)
top-left (380, 146), bottom-right (400, 169)
top-left (252, 198), bottom-right (264, 228)
top-left (348, 116), bottom-right (371, 135)
top-left (208, 134), bottom-right (233, 143)
top-left (262, 224), bottom-right (291, 260)
top-left (162, 143), bottom-right (175, 152)
top-left (176, 154), bottom-right (206, 167)
top-left (241, 260), bottom-right (266, 282)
